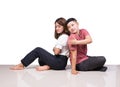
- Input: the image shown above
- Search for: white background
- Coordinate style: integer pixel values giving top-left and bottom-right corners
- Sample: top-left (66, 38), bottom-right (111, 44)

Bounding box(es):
top-left (0, 0), bottom-right (120, 65)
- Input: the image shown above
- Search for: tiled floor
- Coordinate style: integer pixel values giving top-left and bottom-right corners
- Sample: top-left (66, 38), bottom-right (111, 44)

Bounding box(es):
top-left (0, 65), bottom-right (120, 87)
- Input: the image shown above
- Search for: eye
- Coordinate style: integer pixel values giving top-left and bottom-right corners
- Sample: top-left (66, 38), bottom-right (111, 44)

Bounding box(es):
top-left (71, 24), bottom-right (74, 26)
top-left (55, 25), bottom-right (59, 28)
top-left (58, 25), bottom-right (61, 28)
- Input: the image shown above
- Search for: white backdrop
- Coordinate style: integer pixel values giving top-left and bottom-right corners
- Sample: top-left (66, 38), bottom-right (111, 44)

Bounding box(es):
top-left (0, 0), bottom-right (120, 65)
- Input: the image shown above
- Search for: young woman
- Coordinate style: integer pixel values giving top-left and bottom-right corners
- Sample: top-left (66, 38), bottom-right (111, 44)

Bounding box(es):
top-left (10, 17), bottom-right (69, 71)
top-left (66, 18), bottom-right (107, 75)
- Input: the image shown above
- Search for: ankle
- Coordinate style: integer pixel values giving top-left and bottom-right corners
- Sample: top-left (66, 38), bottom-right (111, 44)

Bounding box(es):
top-left (18, 63), bottom-right (24, 67)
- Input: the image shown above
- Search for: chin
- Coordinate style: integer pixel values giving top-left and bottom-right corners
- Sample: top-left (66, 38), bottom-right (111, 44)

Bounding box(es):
top-left (71, 32), bottom-right (77, 34)
top-left (71, 31), bottom-right (77, 34)
top-left (57, 32), bottom-right (62, 34)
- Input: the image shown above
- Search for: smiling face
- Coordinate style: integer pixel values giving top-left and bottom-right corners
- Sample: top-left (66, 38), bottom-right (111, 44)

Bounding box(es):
top-left (55, 22), bottom-right (64, 34)
top-left (67, 21), bottom-right (79, 34)
top-left (54, 17), bottom-right (67, 39)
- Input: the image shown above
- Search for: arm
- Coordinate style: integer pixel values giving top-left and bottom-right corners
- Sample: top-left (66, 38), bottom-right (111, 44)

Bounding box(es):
top-left (70, 50), bottom-right (79, 75)
top-left (53, 47), bottom-right (61, 55)
top-left (69, 35), bottom-right (92, 45)
top-left (53, 34), bottom-right (68, 55)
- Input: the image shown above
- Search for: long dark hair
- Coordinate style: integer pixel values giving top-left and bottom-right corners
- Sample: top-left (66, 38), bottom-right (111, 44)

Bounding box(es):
top-left (54, 17), bottom-right (69, 39)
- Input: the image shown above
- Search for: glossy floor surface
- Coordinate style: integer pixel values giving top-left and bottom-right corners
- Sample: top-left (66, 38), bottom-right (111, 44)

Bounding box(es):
top-left (0, 65), bottom-right (120, 87)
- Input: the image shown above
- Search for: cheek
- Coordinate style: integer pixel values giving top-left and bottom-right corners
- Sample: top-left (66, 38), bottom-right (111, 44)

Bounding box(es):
top-left (68, 29), bottom-right (72, 33)
top-left (61, 28), bottom-right (64, 32)
top-left (58, 28), bottom-right (63, 33)
top-left (68, 28), bottom-right (71, 32)
top-left (56, 29), bottom-right (63, 33)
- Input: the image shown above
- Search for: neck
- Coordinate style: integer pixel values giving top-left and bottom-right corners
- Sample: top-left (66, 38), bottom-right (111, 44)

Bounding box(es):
top-left (76, 29), bottom-right (79, 35)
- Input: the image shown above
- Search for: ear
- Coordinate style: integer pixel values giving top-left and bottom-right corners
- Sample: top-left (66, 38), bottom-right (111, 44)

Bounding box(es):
top-left (77, 22), bottom-right (79, 25)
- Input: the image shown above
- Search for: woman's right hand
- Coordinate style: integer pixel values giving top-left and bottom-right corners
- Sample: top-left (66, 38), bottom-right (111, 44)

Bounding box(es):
top-left (53, 47), bottom-right (61, 55)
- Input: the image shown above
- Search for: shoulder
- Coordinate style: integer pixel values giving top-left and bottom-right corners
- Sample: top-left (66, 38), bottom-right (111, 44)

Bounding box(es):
top-left (80, 29), bottom-right (88, 32)
top-left (69, 33), bottom-right (76, 37)
top-left (68, 33), bottom-right (77, 40)
top-left (57, 34), bottom-right (69, 41)
top-left (80, 29), bottom-right (90, 35)
top-left (59, 34), bottom-right (68, 39)
top-left (57, 34), bottom-right (68, 45)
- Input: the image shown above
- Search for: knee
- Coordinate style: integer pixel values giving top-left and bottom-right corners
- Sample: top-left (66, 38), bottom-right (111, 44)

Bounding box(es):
top-left (34, 47), bottom-right (41, 51)
top-left (32, 47), bottom-right (42, 53)
top-left (100, 56), bottom-right (106, 64)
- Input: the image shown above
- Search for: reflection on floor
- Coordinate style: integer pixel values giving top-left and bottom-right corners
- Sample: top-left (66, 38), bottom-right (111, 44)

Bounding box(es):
top-left (0, 65), bottom-right (120, 87)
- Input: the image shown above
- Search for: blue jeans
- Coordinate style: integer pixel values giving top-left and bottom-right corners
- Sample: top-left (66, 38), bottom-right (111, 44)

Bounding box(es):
top-left (76, 56), bottom-right (106, 71)
top-left (21, 47), bottom-right (68, 70)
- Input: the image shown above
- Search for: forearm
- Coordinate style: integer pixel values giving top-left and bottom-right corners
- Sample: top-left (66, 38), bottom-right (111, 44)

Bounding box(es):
top-left (71, 57), bottom-right (77, 71)
top-left (70, 50), bottom-right (79, 74)
top-left (53, 47), bottom-right (61, 55)
top-left (69, 35), bottom-right (92, 45)
top-left (71, 57), bottom-right (79, 74)
top-left (76, 39), bottom-right (92, 45)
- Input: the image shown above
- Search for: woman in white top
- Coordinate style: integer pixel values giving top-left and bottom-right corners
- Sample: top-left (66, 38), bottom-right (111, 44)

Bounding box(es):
top-left (10, 17), bottom-right (69, 71)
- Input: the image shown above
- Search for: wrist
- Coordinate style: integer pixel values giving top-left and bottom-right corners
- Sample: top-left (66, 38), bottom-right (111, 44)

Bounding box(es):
top-left (72, 69), bottom-right (76, 71)
top-left (77, 40), bottom-right (80, 44)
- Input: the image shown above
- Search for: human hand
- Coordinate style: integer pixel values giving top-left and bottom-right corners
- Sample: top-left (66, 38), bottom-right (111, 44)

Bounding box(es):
top-left (69, 39), bottom-right (78, 45)
top-left (71, 70), bottom-right (79, 75)
top-left (53, 47), bottom-right (55, 51)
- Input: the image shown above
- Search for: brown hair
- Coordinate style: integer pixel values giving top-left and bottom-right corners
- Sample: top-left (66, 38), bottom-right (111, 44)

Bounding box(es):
top-left (54, 17), bottom-right (69, 39)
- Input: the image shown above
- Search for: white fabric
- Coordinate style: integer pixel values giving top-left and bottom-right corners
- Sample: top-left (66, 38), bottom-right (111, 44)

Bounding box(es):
top-left (55, 34), bottom-right (69, 57)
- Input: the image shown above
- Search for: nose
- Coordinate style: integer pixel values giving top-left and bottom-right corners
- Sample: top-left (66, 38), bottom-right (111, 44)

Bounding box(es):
top-left (56, 27), bottom-right (59, 30)
top-left (71, 27), bottom-right (74, 31)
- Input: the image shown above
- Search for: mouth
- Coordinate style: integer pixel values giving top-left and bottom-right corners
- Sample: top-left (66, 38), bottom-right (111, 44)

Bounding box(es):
top-left (71, 30), bottom-right (75, 32)
top-left (71, 30), bottom-right (77, 34)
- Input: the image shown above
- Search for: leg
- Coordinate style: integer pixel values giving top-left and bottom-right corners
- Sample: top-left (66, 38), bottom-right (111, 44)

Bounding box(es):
top-left (10, 63), bottom-right (24, 70)
top-left (38, 58), bottom-right (46, 66)
top-left (36, 65), bottom-right (50, 71)
top-left (20, 47), bottom-right (44, 67)
top-left (11, 47), bottom-right (68, 70)
top-left (32, 47), bottom-right (68, 70)
top-left (76, 56), bottom-right (107, 71)
top-left (10, 47), bottom-right (49, 70)
top-left (35, 58), bottom-right (50, 71)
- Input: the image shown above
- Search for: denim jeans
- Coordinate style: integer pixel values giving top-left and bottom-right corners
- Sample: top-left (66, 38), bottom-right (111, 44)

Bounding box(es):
top-left (21, 47), bottom-right (68, 70)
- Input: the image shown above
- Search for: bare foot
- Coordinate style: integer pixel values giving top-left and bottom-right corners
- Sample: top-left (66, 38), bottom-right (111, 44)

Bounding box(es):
top-left (36, 65), bottom-right (50, 71)
top-left (10, 63), bottom-right (24, 70)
